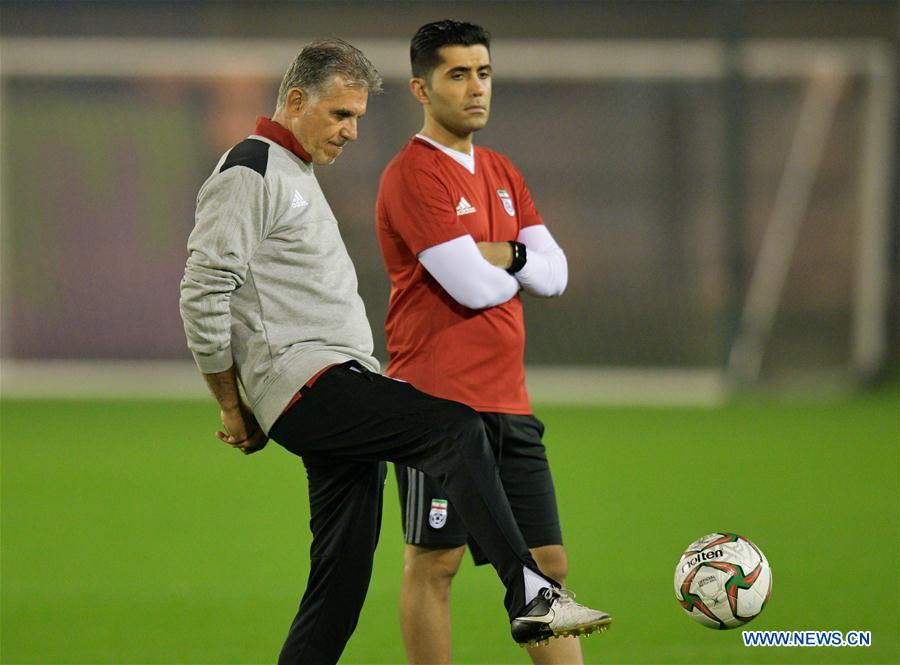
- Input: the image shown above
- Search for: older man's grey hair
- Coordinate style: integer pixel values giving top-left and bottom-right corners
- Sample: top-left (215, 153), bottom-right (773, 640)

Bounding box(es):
top-left (276, 38), bottom-right (383, 110)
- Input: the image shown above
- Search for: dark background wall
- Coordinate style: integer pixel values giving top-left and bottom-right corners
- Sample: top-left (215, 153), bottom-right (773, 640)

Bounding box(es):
top-left (1, 1), bottom-right (896, 379)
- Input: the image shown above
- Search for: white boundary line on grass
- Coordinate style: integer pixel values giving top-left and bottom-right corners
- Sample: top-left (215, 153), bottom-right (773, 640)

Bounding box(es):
top-left (0, 360), bottom-right (728, 406)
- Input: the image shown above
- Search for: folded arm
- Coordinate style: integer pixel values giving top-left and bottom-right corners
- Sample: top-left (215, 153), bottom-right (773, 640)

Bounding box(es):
top-left (418, 235), bottom-right (521, 310)
top-left (512, 224), bottom-right (568, 297)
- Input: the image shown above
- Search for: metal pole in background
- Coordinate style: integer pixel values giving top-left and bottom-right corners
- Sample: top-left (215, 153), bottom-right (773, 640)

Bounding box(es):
top-left (720, 0), bottom-right (747, 379)
top-left (726, 63), bottom-right (846, 384)
top-left (852, 46), bottom-right (896, 383)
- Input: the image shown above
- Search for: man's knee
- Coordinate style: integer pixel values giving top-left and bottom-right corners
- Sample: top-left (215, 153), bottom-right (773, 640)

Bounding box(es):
top-left (531, 544), bottom-right (569, 583)
top-left (445, 401), bottom-right (483, 434)
top-left (403, 544), bottom-right (467, 588)
top-left (439, 402), bottom-right (486, 452)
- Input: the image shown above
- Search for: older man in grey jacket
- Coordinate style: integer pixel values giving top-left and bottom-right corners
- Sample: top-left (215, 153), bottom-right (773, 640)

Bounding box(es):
top-left (180, 39), bottom-right (610, 665)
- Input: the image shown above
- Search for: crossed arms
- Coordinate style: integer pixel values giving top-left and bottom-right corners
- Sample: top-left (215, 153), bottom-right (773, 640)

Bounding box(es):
top-left (418, 224), bottom-right (568, 309)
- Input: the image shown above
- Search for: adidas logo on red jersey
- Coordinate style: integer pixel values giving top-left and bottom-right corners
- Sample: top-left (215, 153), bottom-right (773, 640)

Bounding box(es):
top-left (456, 196), bottom-right (476, 216)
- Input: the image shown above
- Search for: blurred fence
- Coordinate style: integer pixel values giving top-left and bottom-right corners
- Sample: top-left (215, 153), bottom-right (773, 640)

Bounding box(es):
top-left (0, 35), bottom-right (895, 398)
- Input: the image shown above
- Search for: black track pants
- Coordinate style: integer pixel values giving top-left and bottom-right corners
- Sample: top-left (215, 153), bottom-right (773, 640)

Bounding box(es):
top-left (269, 361), bottom-right (551, 665)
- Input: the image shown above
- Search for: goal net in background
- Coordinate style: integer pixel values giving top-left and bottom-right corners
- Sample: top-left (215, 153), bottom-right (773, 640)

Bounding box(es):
top-left (0, 37), bottom-right (895, 403)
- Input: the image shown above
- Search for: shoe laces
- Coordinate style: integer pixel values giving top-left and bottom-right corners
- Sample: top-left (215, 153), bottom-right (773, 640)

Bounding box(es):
top-left (555, 588), bottom-right (578, 607)
top-left (541, 586), bottom-right (577, 605)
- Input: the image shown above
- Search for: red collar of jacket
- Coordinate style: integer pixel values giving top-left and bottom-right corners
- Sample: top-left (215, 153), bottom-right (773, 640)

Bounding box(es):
top-left (254, 116), bottom-right (312, 163)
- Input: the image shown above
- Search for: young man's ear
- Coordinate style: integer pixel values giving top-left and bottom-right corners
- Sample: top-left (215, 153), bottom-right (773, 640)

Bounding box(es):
top-left (409, 78), bottom-right (430, 105)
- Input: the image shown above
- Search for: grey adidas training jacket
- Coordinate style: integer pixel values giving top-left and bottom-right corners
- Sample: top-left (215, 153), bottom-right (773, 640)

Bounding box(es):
top-left (179, 134), bottom-right (379, 433)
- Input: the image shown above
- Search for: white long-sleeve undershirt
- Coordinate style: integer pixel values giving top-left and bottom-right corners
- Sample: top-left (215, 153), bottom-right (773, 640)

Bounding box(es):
top-left (417, 225), bottom-right (568, 310)
top-left (513, 224), bottom-right (568, 297)
top-left (419, 235), bottom-right (520, 309)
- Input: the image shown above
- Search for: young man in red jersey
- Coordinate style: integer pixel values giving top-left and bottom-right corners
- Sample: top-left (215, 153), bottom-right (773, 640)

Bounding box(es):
top-left (376, 21), bottom-right (610, 664)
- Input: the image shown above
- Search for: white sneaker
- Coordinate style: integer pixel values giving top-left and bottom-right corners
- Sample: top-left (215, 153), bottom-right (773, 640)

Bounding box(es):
top-left (510, 587), bottom-right (612, 646)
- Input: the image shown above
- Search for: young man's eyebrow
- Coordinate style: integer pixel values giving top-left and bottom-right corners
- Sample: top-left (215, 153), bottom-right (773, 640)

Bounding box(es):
top-left (446, 64), bottom-right (491, 75)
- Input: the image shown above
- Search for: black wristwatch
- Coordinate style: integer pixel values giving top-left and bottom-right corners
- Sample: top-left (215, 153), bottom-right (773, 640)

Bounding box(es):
top-left (507, 241), bottom-right (527, 274)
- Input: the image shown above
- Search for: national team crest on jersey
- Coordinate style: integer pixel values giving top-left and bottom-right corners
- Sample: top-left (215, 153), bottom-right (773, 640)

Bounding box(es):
top-left (497, 189), bottom-right (515, 216)
top-left (428, 499), bottom-right (448, 529)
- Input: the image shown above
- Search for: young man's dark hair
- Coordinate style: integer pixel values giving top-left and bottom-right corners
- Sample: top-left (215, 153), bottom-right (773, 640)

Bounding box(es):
top-left (410, 19), bottom-right (491, 79)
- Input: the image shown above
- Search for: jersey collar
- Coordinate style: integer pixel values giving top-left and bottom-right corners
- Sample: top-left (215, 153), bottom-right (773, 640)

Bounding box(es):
top-left (414, 134), bottom-right (476, 175)
top-left (255, 116), bottom-right (312, 163)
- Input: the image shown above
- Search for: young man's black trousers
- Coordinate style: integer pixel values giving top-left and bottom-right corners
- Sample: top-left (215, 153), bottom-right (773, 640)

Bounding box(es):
top-left (268, 361), bottom-right (550, 665)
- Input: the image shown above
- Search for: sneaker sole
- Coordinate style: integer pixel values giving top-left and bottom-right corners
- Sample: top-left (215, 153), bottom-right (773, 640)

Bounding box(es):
top-left (518, 616), bottom-right (612, 647)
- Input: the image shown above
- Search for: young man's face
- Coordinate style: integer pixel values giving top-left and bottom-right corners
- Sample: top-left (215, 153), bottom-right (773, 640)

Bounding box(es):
top-left (285, 76), bottom-right (368, 165)
top-left (421, 44), bottom-right (492, 138)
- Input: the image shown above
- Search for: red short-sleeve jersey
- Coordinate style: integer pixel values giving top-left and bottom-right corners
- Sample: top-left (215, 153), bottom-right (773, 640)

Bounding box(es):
top-left (375, 136), bottom-right (544, 414)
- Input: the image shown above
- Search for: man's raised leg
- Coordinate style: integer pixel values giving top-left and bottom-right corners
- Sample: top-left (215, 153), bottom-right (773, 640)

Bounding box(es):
top-left (272, 363), bottom-right (610, 647)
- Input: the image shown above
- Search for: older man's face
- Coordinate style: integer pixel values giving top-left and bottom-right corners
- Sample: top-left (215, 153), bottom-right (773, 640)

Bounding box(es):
top-left (288, 76), bottom-right (369, 165)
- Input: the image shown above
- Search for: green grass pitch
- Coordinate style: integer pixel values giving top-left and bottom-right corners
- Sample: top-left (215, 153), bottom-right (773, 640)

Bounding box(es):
top-left (2, 384), bottom-right (897, 664)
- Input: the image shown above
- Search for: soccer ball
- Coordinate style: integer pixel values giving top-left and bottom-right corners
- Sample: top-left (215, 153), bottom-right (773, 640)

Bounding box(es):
top-left (674, 532), bottom-right (772, 629)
